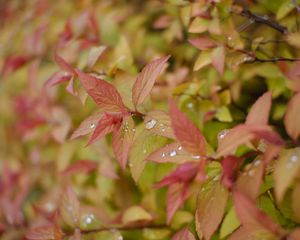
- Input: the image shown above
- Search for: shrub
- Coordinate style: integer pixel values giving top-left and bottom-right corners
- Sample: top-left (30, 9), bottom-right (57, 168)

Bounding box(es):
top-left (1, 0), bottom-right (300, 239)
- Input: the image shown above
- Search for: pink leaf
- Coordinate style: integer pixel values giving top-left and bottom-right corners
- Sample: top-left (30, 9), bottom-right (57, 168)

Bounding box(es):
top-left (54, 51), bottom-right (76, 75)
top-left (147, 142), bottom-right (201, 164)
top-left (172, 227), bottom-right (196, 240)
top-left (26, 225), bottom-right (63, 240)
top-left (212, 46), bottom-right (225, 75)
top-left (246, 91), bottom-right (272, 125)
top-left (70, 112), bottom-right (103, 140)
top-left (112, 116), bottom-right (135, 169)
top-left (236, 158), bottom-right (264, 199)
top-left (61, 160), bottom-right (98, 176)
top-left (169, 100), bottom-right (206, 156)
top-left (221, 156), bottom-right (239, 188)
top-left (1, 55), bottom-right (30, 75)
top-left (76, 70), bottom-right (126, 113)
top-left (166, 183), bottom-right (190, 224)
top-left (233, 191), bottom-right (284, 237)
top-left (60, 187), bottom-right (80, 228)
top-left (132, 55), bottom-right (170, 107)
top-left (188, 37), bottom-right (216, 50)
top-left (195, 181), bottom-right (228, 240)
top-left (87, 113), bottom-right (122, 146)
top-left (284, 92), bottom-right (300, 140)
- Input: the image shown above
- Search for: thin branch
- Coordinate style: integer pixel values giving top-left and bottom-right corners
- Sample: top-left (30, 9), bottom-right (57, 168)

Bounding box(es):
top-left (292, 0), bottom-right (300, 13)
top-left (246, 56), bottom-right (300, 63)
top-left (78, 223), bottom-right (167, 235)
top-left (240, 9), bottom-right (288, 34)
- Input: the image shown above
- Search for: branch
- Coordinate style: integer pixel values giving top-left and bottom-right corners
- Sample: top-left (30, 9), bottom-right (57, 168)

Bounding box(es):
top-left (240, 9), bottom-right (288, 34)
top-left (246, 56), bottom-right (300, 63)
top-left (292, 0), bottom-right (300, 13)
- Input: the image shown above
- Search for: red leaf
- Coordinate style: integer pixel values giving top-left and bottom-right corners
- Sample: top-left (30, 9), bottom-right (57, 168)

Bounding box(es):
top-left (112, 116), bottom-right (135, 169)
top-left (87, 113), bottom-right (121, 146)
top-left (289, 228), bottom-right (300, 240)
top-left (1, 55), bottom-right (30, 75)
top-left (233, 191), bottom-right (284, 237)
top-left (70, 112), bottom-right (103, 140)
top-left (188, 37), bottom-right (216, 50)
top-left (212, 46), bottom-right (225, 75)
top-left (284, 92), bottom-right (300, 140)
top-left (169, 100), bottom-right (206, 156)
top-left (195, 181), bottom-right (228, 240)
top-left (132, 55), bottom-right (170, 107)
top-left (166, 183), bottom-right (190, 224)
top-left (54, 51), bottom-right (76, 75)
top-left (45, 71), bottom-right (72, 87)
top-left (246, 91), bottom-right (272, 125)
top-left (155, 162), bottom-right (199, 188)
top-left (172, 227), bottom-right (196, 240)
top-left (26, 225), bottom-right (63, 240)
top-left (221, 156), bottom-right (240, 188)
top-left (62, 160), bottom-right (98, 176)
top-left (76, 70), bottom-right (126, 113)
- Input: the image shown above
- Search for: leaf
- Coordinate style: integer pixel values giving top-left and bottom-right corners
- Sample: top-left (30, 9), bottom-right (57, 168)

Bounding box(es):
top-left (70, 112), bottom-right (103, 140)
top-left (54, 51), bottom-right (76, 75)
top-left (236, 157), bottom-right (264, 200)
top-left (76, 70), bottom-right (126, 113)
top-left (112, 116), bottom-right (135, 169)
top-left (60, 187), bottom-right (80, 228)
top-left (212, 46), bottom-right (225, 75)
top-left (284, 92), bottom-right (300, 140)
top-left (144, 110), bottom-right (175, 139)
top-left (129, 131), bottom-right (167, 182)
top-left (232, 191), bottom-right (284, 238)
top-left (188, 17), bottom-right (209, 33)
top-left (51, 107), bottom-right (72, 143)
top-left (169, 100), bottom-right (206, 156)
top-left (87, 46), bottom-right (107, 69)
top-left (289, 228), bottom-right (300, 240)
top-left (292, 182), bottom-right (300, 222)
top-left (132, 55), bottom-right (170, 107)
top-left (274, 148), bottom-right (300, 202)
top-left (87, 113), bottom-right (122, 146)
top-left (195, 181), bottom-right (228, 240)
top-left (147, 142), bottom-right (200, 164)
top-left (122, 206), bottom-right (153, 225)
top-left (166, 183), bottom-right (190, 224)
top-left (220, 207), bottom-right (240, 239)
top-left (26, 225), bottom-right (63, 240)
top-left (217, 124), bottom-right (282, 157)
top-left (246, 91), bottom-right (272, 125)
top-left (172, 227), bottom-right (196, 240)
top-left (193, 51), bottom-right (212, 71)
top-left (62, 160), bottom-right (98, 176)
top-left (188, 37), bottom-right (216, 50)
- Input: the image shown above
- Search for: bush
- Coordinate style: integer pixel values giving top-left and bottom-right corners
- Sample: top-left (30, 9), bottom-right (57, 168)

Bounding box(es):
top-left (1, 0), bottom-right (300, 239)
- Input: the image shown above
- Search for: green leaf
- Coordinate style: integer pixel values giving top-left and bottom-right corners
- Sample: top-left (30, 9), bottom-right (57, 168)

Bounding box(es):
top-left (220, 207), bottom-right (240, 239)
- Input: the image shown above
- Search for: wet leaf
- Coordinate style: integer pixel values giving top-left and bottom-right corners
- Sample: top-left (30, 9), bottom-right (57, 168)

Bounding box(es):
top-left (284, 92), bottom-right (300, 140)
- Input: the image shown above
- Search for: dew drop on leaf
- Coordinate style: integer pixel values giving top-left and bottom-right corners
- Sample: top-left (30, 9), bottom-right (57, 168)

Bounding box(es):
top-left (178, 146), bottom-right (182, 150)
top-left (145, 119), bottom-right (157, 129)
top-left (218, 129), bottom-right (228, 140)
top-left (169, 150), bottom-right (177, 157)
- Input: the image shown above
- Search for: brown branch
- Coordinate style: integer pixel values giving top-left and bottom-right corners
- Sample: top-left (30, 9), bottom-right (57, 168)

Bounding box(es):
top-left (240, 9), bottom-right (288, 34)
top-left (64, 223), bottom-right (167, 237)
top-left (245, 56), bottom-right (300, 63)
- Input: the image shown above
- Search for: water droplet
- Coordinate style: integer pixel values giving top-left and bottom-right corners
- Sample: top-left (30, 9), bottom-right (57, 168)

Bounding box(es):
top-left (243, 55), bottom-right (254, 62)
top-left (169, 150), bottom-right (177, 157)
top-left (192, 155), bottom-right (201, 159)
top-left (129, 163), bottom-right (133, 167)
top-left (64, 71), bottom-right (69, 76)
top-left (218, 129), bottom-right (228, 140)
top-left (161, 153), bottom-right (166, 158)
top-left (132, 128), bottom-right (136, 132)
top-left (187, 102), bottom-right (194, 109)
top-left (254, 160), bottom-right (261, 166)
top-left (90, 123), bottom-right (95, 129)
top-left (45, 202), bottom-right (55, 212)
top-left (145, 119), bottom-right (157, 130)
top-left (161, 128), bottom-right (166, 132)
top-left (248, 169), bottom-right (254, 177)
top-left (143, 149), bottom-right (147, 154)
top-left (291, 155), bottom-right (298, 163)
top-left (178, 146), bottom-right (182, 150)
top-left (201, 187), bottom-right (205, 192)
top-left (84, 214), bottom-right (94, 224)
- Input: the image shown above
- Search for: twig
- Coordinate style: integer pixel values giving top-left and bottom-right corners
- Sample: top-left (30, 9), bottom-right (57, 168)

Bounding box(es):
top-left (292, 0), bottom-right (300, 13)
top-left (78, 223), bottom-right (167, 235)
top-left (246, 56), bottom-right (300, 63)
top-left (240, 9), bottom-right (288, 34)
